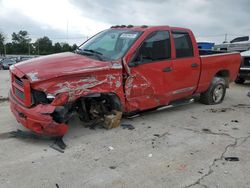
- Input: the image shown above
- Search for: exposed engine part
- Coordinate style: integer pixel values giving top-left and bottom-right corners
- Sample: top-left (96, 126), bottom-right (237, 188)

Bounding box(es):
top-left (51, 104), bottom-right (75, 124)
top-left (104, 110), bottom-right (122, 129)
top-left (76, 93), bottom-right (122, 129)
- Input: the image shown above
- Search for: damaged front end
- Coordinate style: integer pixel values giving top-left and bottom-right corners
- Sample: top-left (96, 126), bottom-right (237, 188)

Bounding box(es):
top-left (9, 66), bottom-right (124, 137)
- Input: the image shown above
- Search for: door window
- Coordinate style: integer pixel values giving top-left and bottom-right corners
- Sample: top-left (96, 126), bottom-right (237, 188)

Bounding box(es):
top-left (136, 31), bottom-right (171, 63)
top-left (172, 31), bottom-right (193, 58)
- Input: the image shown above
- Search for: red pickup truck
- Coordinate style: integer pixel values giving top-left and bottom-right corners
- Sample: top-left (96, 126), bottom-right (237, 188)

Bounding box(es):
top-left (9, 25), bottom-right (241, 136)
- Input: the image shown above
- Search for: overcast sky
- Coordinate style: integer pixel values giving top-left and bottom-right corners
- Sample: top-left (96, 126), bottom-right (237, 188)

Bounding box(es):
top-left (0, 0), bottom-right (250, 45)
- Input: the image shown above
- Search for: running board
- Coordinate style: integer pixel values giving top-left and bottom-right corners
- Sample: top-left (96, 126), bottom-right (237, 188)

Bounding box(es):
top-left (127, 98), bottom-right (195, 119)
top-left (157, 98), bottom-right (195, 111)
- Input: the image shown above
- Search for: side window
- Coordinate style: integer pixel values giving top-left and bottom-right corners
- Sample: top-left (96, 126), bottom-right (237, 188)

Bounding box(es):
top-left (136, 31), bottom-right (171, 63)
top-left (172, 31), bottom-right (193, 58)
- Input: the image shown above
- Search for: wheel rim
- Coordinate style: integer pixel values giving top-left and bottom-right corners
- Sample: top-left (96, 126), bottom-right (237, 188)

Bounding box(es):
top-left (212, 84), bottom-right (224, 103)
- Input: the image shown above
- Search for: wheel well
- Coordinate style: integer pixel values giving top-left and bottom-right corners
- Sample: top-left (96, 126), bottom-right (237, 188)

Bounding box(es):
top-left (75, 93), bottom-right (123, 122)
top-left (215, 70), bottom-right (230, 87)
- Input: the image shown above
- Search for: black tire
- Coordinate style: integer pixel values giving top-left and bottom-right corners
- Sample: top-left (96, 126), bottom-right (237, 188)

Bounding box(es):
top-left (200, 77), bottom-right (226, 105)
top-left (235, 77), bottom-right (245, 84)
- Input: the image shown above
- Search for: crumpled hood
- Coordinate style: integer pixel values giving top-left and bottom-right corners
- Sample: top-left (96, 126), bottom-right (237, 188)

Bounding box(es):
top-left (14, 52), bottom-right (114, 83)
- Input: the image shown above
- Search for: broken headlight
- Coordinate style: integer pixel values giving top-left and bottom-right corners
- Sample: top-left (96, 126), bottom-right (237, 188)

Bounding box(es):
top-left (32, 89), bottom-right (51, 104)
top-left (47, 93), bottom-right (56, 100)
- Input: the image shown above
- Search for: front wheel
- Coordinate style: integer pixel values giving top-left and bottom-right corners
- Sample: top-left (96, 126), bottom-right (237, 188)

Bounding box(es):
top-left (200, 77), bottom-right (226, 105)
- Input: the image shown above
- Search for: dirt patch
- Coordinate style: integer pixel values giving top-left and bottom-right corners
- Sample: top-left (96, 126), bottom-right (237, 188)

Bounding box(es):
top-left (232, 104), bottom-right (250, 109)
top-left (206, 108), bottom-right (235, 113)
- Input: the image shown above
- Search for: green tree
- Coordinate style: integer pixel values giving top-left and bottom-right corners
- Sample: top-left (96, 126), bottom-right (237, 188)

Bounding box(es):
top-left (11, 30), bottom-right (31, 54)
top-left (72, 44), bottom-right (78, 51)
top-left (61, 43), bottom-right (71, 52)
top-left (35, 36), bottom-right (53, 55)
top-left (53, 42), bottom-right (62, 53)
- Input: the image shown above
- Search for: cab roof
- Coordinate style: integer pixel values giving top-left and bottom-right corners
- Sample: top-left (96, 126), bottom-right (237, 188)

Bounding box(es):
top-left (110, 25), bottom-right (192, 33)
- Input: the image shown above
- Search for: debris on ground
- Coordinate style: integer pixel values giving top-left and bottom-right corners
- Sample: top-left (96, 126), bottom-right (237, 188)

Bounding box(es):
top-left (8, 129), bottom-right (67, 153)
top-left (231, 120), bottom-right (239, 123)
top-left (206, 108), bottom-right (235, 113)
top-left (191, 116), bottom-right (198, 119)
top-left (247, 92), bottom-right (250, 97)
top-left (232, 104), bottom-right (250, 108)
top-left (103, 110), bottom-right (122, 129)
top-left (54, 137), bottom-right (67, 150)
top-left (50, 137), bottom-right (67, 153)
top-left (121, 124), bottom-right (135, 130)
top-left (108, 146), bottom-right (114, 151)
top-left (232, 127), bottom-right (239, 130)
top-left (50, 137), bottom-right (66, 153)
top-left (178, 164), bottom-right (187, 172)
top-left (224, 157), bottom-right (240, 161)
top-left (148, 154), bottom-right (153, 158)
top-left (153, 131), bottom-right (170, 138)
top-left (109, 166), bottom-right (117, 169)
top-left (50, 145), bottom-right (64, 153)
top-left (202, 128), bottom-right (211, 133)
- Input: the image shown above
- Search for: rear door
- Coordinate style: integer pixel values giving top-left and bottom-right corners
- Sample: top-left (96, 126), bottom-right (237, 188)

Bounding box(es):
top-left (125, 30), bottom-right (174, 111)
top-left (170, 30), bottom-right (200, 101)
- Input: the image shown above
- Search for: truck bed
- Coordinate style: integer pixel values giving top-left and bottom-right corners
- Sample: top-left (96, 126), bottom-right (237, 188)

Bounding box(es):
top-left (196, 51), bottom-right (241, 93)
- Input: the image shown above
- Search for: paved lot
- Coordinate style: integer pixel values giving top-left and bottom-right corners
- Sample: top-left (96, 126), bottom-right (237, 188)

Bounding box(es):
top-left (0, 70), bottom-right (250, 188)
top-left (0, 70), bottom-right (10, 99)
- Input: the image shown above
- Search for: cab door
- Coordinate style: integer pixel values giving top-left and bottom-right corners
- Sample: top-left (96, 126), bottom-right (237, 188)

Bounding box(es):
top-left (169, 30), bottom-right (201, 101)
top-left (125, 30), bottom-right (174, 112)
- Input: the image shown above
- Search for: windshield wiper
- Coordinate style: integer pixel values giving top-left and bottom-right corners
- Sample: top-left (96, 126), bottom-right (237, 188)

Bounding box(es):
top-left (83, 49), bottom-right (103, 55)
top-left (76, 48), bottom-right (104, 61)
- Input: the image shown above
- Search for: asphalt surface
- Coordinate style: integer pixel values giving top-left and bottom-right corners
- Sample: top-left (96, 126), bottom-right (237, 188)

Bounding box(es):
top-left (0, 70), bottom-right (250, 188)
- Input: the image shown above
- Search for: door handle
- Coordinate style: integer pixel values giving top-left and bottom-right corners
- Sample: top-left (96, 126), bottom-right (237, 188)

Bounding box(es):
top-left (191, 63), bottom-right (199, 68)
top-left (163, 67), bottom-right (172, 72)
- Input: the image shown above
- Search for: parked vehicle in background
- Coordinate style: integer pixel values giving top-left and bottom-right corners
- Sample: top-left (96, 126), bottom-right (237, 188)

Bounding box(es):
top-left (197, 42), bottom-right (214, 50)
top-left (214, 36), bottom-right (250, 52)
top-left (0, 59), bottom-right (3, 69)
top-left (235, 50), bottom-right (250, 84)
top-left (16, 56), bottom-right (33, 62)
top-left (9, 25), bottom-right (241, 137)
top-left (1, 58), bottom-right (16, 70)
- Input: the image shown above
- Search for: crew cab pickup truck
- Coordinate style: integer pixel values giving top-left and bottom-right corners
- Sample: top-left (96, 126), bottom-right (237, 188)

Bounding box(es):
top-left (9, 25), bottom-right (241, 136)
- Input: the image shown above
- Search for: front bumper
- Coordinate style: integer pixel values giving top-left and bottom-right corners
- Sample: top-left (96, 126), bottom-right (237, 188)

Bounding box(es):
top-left (239, 68), bottom-right (250, 80)
top-left (9, 91), bottom-right (68, 137)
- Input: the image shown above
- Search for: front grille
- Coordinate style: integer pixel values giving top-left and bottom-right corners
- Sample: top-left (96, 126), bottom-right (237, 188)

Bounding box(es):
top-left (15, 76), bottom-right (24, 87)
top-left (244, 57), bottom-right (250, 67)
top-left (14, 88), bottom-right (25, 100)
top-left (11, 73), bottom-right (31, 106)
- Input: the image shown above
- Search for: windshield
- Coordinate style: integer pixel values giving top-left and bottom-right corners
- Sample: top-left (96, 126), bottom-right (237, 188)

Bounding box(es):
top-left (77, 29), bottom-right (142, 61)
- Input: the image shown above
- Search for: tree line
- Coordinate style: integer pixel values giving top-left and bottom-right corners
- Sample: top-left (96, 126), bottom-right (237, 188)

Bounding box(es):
top-left (0, 30), bottom-right (78, 56)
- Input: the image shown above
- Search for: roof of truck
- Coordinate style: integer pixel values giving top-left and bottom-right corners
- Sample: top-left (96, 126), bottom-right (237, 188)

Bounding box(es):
top-left (110, 25), bottom-right (192, 33)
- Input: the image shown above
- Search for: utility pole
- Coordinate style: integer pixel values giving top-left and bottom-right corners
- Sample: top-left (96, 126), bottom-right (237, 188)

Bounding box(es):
top-left (66, 20), bottom-right (69, 44)
top-left (223, 34), bottom-right (228, 43)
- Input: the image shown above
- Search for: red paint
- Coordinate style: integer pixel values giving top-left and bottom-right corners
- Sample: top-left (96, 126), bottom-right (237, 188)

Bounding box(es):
top-left (9, 26), bottom-right (241, 136)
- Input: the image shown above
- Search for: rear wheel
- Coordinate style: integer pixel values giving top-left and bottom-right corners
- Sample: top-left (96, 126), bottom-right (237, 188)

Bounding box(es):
top-left (235, 77), bottom-right (245, 84)
top-left (200, 77), bottom-right (226, 105)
